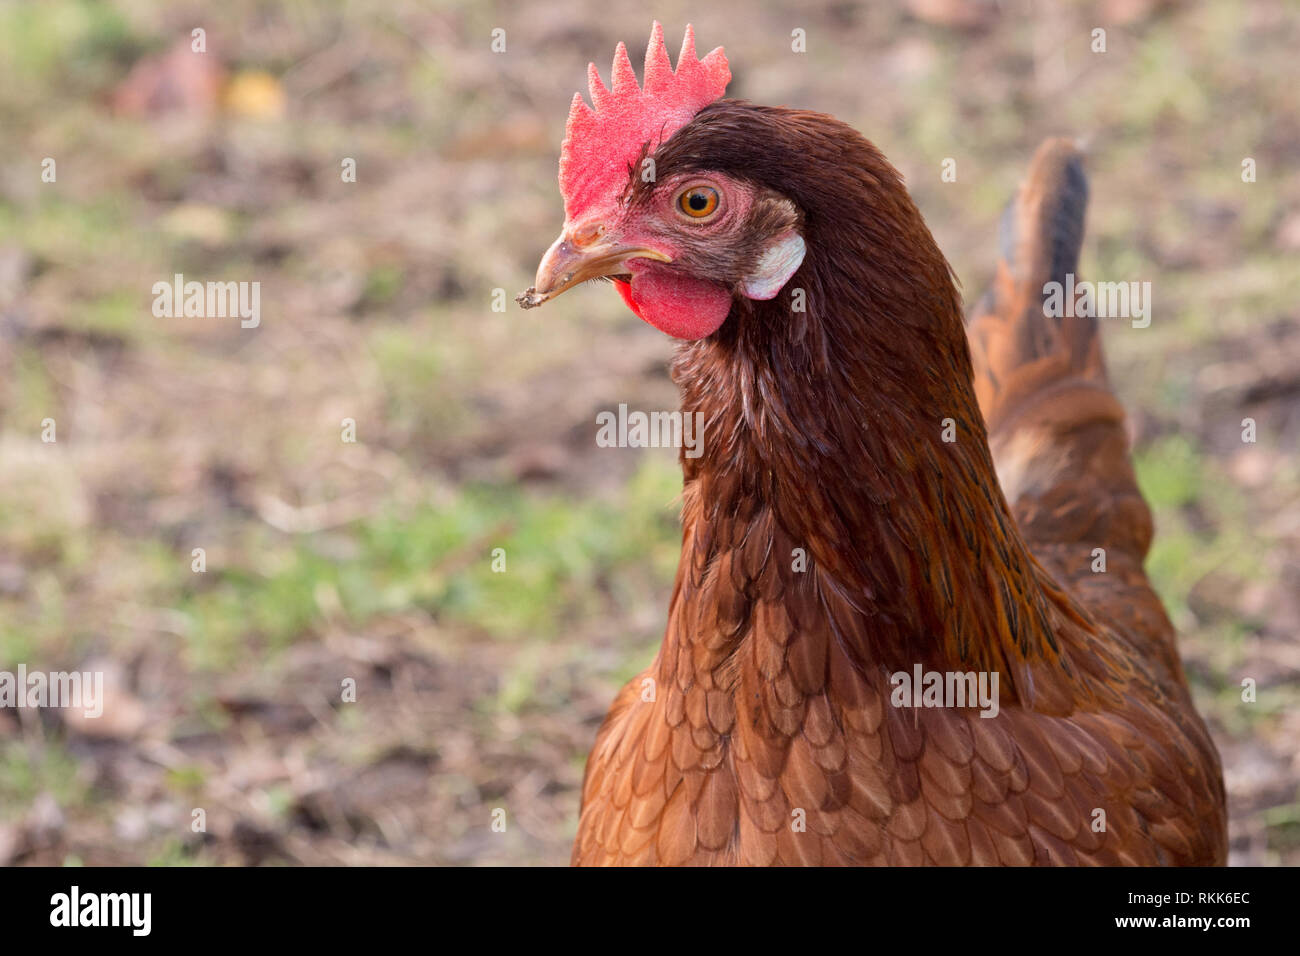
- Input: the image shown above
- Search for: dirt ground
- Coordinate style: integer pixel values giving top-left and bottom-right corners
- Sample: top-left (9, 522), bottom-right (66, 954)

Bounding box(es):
top-left (0, 0), bottom-right (1297, 866)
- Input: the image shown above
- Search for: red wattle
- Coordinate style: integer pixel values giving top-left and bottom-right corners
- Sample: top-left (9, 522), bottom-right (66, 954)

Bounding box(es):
top-left (616, 269), bottom-right (732, 340)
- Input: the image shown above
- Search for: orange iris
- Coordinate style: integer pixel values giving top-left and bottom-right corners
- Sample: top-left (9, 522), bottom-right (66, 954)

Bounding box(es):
top-left (678, 186), bottom-right (719, 218)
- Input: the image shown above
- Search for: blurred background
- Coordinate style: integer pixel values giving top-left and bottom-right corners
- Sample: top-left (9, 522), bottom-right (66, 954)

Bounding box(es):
top-left (0, 0), bottom-right (1296, 866)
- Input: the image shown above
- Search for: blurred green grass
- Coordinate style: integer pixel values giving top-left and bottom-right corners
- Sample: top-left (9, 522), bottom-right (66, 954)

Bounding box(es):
top-left (172, 458), bottom-right (681, 668)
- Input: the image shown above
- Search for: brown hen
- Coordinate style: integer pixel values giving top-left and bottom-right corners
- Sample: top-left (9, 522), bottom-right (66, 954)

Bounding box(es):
top-left (520, 25), bottom-right (1227, 866)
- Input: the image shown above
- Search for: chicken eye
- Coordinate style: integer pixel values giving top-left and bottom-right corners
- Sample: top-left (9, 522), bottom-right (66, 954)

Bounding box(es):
top-left (678, 186), bottom-right (720, 219)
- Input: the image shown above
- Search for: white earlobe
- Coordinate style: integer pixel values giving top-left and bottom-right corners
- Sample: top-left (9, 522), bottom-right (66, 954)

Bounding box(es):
top-left (740, 232), bottom-right (806, 300)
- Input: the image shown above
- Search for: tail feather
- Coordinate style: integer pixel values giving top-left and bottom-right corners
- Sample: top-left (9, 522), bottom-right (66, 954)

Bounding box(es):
top-left (967, 138), bottom-right (1109, 433)
top-left (968, 138), bottom-right (1156, 578)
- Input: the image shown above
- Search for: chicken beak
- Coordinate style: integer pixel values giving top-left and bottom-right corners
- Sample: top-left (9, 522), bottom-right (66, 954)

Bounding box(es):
top-left (516, 231), bottom-right (672, 309)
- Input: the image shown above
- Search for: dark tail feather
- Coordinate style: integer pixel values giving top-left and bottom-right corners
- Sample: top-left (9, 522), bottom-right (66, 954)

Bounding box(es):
top-left (997, 138), bottom-right (1089, 312)
top-left (968, 138), bottom-right (1156, 570)
top-left (967, 138), bottom-right (1108, 435)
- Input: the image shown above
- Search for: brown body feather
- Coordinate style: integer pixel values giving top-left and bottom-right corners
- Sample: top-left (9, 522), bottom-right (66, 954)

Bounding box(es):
top-left (572, 108), bottom-right (1227, 866)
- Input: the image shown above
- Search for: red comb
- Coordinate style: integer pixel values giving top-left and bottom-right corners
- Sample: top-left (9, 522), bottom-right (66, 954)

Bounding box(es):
top-left (559, 22), bottom-right (730, 222)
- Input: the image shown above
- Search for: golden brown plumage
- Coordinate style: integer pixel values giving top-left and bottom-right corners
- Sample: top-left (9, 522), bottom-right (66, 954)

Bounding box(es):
top-left (519, 27), bottom-right (1226, 866)
top-left (570, 126), bottom-right (1223, 866)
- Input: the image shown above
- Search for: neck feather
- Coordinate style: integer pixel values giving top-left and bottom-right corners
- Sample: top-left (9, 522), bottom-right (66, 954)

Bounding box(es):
top-left (664, 188), bottom-right (1071, 707)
